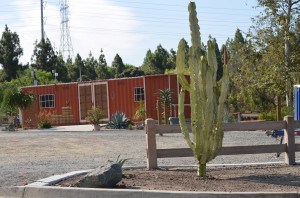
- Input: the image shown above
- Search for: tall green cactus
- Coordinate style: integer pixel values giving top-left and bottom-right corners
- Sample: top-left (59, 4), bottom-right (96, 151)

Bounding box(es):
top-left (176, 2), bottom-right (229, 177)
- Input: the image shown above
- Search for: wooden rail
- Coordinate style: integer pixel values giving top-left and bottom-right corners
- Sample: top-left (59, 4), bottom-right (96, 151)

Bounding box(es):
top-left (146, 116), bottom-right (300, 169)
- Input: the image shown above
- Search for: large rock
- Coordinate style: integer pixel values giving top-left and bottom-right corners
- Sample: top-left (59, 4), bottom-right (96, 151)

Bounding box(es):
top-left (75, 163), bottom-right (122, 188)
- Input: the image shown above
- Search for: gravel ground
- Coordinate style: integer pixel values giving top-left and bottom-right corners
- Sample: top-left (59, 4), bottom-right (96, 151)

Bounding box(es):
top-left (0, 128), bottom-right (299, 187)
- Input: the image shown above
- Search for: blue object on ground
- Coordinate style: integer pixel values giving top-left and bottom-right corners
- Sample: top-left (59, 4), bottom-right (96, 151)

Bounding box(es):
top-left (273, 130), bottom-right (284, 137)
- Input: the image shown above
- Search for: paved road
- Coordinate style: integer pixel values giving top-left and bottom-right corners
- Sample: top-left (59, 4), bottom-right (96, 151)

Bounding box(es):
top-left (0, 127), bottom-right (299, 187)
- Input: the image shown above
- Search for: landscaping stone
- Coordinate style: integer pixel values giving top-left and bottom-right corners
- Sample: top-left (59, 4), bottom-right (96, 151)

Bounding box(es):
top-left (74, 163), bottom-right (122, 188)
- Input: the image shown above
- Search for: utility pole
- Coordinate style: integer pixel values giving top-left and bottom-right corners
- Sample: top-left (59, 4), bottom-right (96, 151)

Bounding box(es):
top-left (40, 0), bottom-right (45, 41)
top-left (60, 0), bottom-right (74, 60)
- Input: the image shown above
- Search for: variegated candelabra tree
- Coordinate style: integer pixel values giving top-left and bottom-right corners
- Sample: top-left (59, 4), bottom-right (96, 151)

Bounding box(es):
top-left (176, 2), bottom-right (229, 177)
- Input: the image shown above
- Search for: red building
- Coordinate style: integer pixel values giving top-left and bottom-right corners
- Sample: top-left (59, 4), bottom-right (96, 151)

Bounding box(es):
top-left (21, 74), bottom-right (190, 128)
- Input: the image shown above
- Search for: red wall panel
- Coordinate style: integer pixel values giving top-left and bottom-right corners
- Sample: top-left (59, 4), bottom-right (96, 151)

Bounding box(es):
top-left (145, 75), bottom-right (170, 120)
top-left (108, 77), bottom-right (144, 120)
top-left (21, 83), bottom-right (79, 126)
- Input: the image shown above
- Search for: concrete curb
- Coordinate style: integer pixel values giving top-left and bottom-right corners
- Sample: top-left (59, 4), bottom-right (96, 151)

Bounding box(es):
top-left (26, 166), bottom-right (148, 187)
top-left (0, 186), bottom-right (299, 198)
top-left (26, 170), bottom-right (92, 187)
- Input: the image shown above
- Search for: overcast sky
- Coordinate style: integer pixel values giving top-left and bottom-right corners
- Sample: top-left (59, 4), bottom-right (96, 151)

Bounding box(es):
top-left (0, 0), bottom-right (261, 66)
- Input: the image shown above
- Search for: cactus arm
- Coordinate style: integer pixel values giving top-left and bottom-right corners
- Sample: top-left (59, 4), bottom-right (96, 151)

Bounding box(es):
top-left (178, 87), bottom-right (194, 150)
top-left (204, 41), bottom-right (220, 159)
top-left (188, 2), bottom-right (206, 165)
top-left (176, 39), bottom-right (191, 92)
top-left (188, 2), bottom-right (201, 51)
top-left (207, 40), bottom-right (218, 84)
top-left (217, 65), bottom-right (229, 122)
top-left (178, 75), bottom-right (190, 92)
top-left (211, 65), bottom-right (229, 159)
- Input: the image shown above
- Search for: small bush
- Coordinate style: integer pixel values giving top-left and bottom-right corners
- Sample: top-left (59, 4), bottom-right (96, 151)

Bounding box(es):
top-left (38, 119), bottom-right (52, 129)
top-left (38, 111), bottom-right (52, 129)
top-left (282, 107), bottom-right (294, 117)
top-left (128, 123), bottom-right (133, 130)
top-left (258, 112), bottom-right (276, 121)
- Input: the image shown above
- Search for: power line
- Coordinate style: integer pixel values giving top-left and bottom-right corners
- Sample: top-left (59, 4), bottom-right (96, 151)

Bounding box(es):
top-left (65, 3), bottom-right (255, 16)
top-left (0, 2), bottom-right (256, 17)
top-left (1, 11), bottom-right (253, 25)
top-left (101, 0), bottom-right (256, 11)
top-left (15, 25), bottom-right (234, 40)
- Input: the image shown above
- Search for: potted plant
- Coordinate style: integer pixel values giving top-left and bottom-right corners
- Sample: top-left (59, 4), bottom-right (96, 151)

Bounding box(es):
top-left (86, 107), bottom-right (104, 131)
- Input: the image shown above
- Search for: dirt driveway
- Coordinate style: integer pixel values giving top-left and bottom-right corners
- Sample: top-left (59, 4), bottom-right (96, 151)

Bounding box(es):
top-left (0, 128), bottom-right (298, 187)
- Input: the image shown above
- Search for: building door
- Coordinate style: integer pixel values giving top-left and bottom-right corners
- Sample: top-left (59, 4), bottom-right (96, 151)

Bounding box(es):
top-left (94, 82), bottom-right (109, 120)
top-left (78, 84), bottom-right (93, 122)
top-left (78, 82), bottom-right (109, 122)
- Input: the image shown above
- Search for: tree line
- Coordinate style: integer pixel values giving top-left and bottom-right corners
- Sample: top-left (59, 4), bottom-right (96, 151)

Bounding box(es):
top-left (0, 26), bottom-right (182, 84)
top-left (0, 0), bottom-right (299, 119)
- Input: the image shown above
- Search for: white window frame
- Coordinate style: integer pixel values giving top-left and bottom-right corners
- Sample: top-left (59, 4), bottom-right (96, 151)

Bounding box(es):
top-left (134, 87), bottom-right (145, 102)
top-left (39, 94), bottom-right (55, 108)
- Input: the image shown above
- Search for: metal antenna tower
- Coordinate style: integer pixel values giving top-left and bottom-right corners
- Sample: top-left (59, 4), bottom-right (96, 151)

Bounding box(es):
top-left (59, 0), bottom-right (74, 60)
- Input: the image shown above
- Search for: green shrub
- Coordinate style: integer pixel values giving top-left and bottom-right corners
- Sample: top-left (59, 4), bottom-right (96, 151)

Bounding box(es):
top-left (106, 112), bottom-right (133, 129)
top-left (128, 123), bottom-right (133, 130)
top-left (38, 119), bottom-right (52, 129)
top-left (282, 107), bottom-right (294, 117)
top-left (258, 112), bottom-right (276, 121)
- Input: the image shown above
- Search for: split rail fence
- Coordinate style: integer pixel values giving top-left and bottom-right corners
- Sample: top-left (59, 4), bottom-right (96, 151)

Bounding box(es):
top-left (146, 116), bottom-right (300, 169)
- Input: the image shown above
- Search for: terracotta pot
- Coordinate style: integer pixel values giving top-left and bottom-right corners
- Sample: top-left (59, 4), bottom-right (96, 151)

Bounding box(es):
top-left (93, 124), bottom-right (101, 131)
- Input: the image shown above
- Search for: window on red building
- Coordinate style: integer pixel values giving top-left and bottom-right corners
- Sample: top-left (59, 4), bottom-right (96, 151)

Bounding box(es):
top-left (134, 87), bottom-right (144, 102)
top-left (40, 94), bottom-right (55, 108)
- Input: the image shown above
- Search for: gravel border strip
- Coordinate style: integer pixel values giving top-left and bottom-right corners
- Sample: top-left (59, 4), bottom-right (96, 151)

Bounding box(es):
top-left (26, 161), bottom-right (299, 187)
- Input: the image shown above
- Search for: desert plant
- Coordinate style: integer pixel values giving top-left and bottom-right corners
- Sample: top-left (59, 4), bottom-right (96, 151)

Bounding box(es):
top-left (106, 112), bottom-right (132, 129)
top-left (115, 155), bottom-right (128, 168)
top-left (133, 100), bottom-right (147, 129)
top-left (158, 89), bottom-right (172, 124)
top-left (86, 107), bottom-right (104, 125)
top-left (133, 100), bottom-right (147, 121)
top-left (176, 2), bottom-right (229, 177)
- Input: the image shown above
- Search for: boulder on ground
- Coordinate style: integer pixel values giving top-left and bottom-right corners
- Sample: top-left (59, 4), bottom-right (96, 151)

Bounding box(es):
top-left (75, 163), bottom-right (122, 188)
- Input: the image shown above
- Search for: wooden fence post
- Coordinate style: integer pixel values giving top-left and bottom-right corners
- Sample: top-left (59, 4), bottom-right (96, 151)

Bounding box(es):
top-left (284, 116), bottom-right (296, 165)
top-left (146, 118), bottom-right (158, 169)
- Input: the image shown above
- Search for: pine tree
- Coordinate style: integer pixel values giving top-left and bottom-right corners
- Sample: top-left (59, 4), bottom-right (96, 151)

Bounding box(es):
top-left (84, 51), bottom-right (97, 80)
top-left (96, 49), bottom-right (110, 79)
top-left (0, 25), bottom-right (23, 81)
top-left (31, 38), bottom-right (58, 73)
top-left (111, 54), bottom-right (125, 78)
